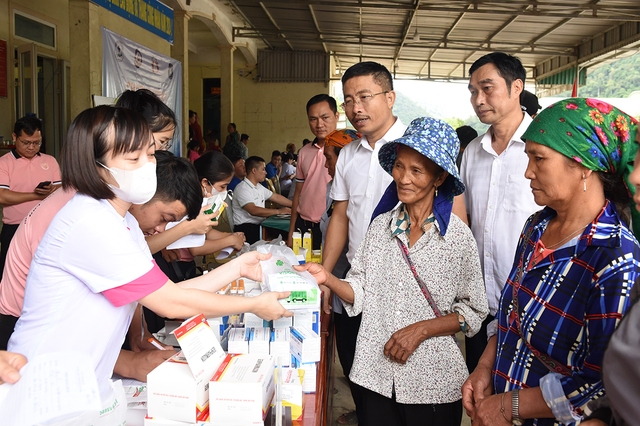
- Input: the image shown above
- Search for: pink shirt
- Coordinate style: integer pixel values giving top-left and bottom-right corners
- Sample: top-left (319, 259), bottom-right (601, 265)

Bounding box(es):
top-left (0, 150), bottom-right (61, 225)
top-left (0, 189), bottom-right (75, 316)
top-left (295, 141), bottom-right (331, 223)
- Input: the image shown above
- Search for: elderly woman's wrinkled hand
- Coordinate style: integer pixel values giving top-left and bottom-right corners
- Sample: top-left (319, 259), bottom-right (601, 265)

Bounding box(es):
top-left (294, 262), bottom-right (329, 285)
top-left (383, 323), bottom-right (427, 364)
top-left (461, 364), bottom-right (493, 418)
top-left (470, 393), bottom-right (511, 426)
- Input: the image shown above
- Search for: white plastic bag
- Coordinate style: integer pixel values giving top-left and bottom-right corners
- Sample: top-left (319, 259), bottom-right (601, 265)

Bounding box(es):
top-left (257, 245), bottom-right (320, 309)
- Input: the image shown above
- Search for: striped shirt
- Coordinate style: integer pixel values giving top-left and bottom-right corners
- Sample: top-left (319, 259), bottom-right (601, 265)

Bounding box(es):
top-left (493, 201), bottom-right (640, 426)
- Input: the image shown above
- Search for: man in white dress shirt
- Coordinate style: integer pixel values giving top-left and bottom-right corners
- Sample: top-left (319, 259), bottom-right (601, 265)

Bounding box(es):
top-left (460, 52), bottom-right (540, 373)
top-left (323, 61), bottom-right (406, 426)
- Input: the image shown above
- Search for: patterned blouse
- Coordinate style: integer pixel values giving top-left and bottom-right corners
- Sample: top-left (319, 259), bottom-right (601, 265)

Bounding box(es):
top-left (494, 201), bottom-right (640, 426)
top-left (343, 206), bottom-right (488, 404)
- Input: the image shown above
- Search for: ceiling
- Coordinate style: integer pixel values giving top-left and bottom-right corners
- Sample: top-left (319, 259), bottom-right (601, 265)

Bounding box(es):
top-left (228, 0), bottom-right (640, 82)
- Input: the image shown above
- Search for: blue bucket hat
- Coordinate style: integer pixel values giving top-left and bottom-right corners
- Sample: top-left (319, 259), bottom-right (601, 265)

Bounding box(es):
top-left (374, 117), bottom-right (465, 235)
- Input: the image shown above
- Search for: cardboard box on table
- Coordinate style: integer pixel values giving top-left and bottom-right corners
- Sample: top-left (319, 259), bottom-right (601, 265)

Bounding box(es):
top-left (208, 354), bottom-right (275, 425)
top-left (147, 314), bottom-right (226, 423)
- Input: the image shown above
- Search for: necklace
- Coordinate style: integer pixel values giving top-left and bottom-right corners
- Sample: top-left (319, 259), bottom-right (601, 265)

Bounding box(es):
top-left (543, 224), bottom-right (588, 250)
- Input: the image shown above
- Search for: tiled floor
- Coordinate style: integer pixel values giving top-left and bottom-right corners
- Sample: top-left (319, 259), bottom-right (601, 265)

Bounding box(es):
top-left (329, 332), bottom-right (472, 426)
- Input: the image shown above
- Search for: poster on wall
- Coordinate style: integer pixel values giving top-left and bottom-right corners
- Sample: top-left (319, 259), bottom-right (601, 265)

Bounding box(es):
top-left (102, 27), bottom-right (182, 156)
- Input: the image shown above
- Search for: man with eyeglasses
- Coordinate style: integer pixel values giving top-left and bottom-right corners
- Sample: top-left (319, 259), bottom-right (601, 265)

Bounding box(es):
top-left (0, 116), bottom-right (60, 275)
top-left (287, 94), bottom-right (337, 251)
top-left (321, 62), bottom-right (406, 426)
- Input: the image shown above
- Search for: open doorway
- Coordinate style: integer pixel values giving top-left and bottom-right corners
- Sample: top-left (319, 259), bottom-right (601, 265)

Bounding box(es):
top-left (203, 78), bottom-right (221, 149)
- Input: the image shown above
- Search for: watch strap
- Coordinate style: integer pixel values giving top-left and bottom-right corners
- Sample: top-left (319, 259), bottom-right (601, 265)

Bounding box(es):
top-left (511, 389), bottom-right (523, 425)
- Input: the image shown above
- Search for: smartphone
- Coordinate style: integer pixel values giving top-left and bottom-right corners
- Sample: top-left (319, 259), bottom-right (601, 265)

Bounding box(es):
top-left (36, 181), bottom-right (51, 189)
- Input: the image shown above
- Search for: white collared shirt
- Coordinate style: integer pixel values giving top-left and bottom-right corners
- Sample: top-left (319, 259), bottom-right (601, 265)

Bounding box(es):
top-left (330, 118), bottom-right (406, 262)
top-left (460, 113), bottom-right (539, 315)
top-left (232, 178), bottom-right (273, 225)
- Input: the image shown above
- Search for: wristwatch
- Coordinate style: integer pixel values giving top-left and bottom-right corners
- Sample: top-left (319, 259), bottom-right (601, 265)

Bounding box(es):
top-left (511, 389), bottom-right (524, 426)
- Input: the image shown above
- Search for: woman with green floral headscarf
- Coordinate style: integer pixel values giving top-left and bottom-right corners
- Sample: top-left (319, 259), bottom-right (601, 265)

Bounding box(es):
top-left (463, 98), bottom-right (640, 426)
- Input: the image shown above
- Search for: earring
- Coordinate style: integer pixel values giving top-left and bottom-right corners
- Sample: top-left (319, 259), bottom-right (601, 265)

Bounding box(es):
top-left (434, 186), bottom-right (438, 197)
top-left (583, 174), bottom-right (587, 192)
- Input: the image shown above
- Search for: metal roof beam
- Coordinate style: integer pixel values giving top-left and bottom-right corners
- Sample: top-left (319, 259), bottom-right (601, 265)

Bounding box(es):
top-left (259, 1), bottom-right (293, 50)
top-left (248, 1), bottom-right (640, 20)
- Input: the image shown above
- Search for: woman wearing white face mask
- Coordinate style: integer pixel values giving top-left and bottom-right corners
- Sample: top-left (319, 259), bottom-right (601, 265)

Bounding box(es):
top-left (176, 151), bottom-right (246, 264)
top-left (8, 106), bottom-right (290, 414)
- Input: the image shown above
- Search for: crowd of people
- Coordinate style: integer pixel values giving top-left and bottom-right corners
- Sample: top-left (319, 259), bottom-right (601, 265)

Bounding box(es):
top-left (0, 50), bottom-right (639, 426)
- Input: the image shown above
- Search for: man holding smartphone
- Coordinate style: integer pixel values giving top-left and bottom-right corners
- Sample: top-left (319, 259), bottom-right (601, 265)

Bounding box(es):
top-left (0, 116), bottom-right (60, 275)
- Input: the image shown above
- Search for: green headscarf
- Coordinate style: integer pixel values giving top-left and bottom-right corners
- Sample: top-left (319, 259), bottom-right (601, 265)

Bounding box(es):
top-left (522, 97), bottom-right (639, 236)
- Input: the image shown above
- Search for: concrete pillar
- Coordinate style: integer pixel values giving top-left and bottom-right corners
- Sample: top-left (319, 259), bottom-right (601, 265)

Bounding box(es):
top-left (171, 10), bottom-right (191, 155)
top-left (220, 45), bottom-right (235, 134)
top-left (69, 0), bottom-right (101, 119)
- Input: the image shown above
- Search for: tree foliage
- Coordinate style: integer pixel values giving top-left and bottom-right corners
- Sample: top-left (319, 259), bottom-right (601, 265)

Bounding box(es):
top-left (561, 54), bottom-right (640, 98)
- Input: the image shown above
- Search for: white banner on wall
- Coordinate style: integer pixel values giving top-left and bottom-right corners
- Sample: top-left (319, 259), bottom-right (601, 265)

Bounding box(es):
top-left (102, 27), bottom-right (182, 156)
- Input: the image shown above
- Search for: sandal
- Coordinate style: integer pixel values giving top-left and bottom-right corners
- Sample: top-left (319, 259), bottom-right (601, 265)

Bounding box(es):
top-left (336, 410), bottom-right (358, 425)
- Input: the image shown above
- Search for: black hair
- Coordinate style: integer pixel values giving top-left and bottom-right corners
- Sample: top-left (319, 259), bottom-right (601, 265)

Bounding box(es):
top-left (342, 61), bottom-right (394, 91)
top-left (271, 150), bottom-right (281, 158)
top-left (115, 89), bottom-right (176, 133)
top-left (187, 139), bottom-right (200, 151)
top-left (469, 52), bottom-right (526, 95)
top-left (229, 123), bottom-right (237, 131)
top-left (599, 172), bottom-right (632, 225)
top-left (193, 150), bottom-right (234, 185)
top-left (152, 150), bottom-right (201, 220)
top-left (240, 133), bottom-right (249, 141)
top-left (245, 156), bottom-right (265, 175)
top-left (62, 105), bottom-right (152, 199)
top-left (455, 125), bottom-right (478, 149)
top-left (306, 94), bottom-right (338, 114)
top-left (229, 156), bottom-right (244, 165)
top-left (281, 152), bottom-right (292, 162)
top-left (189, 110), bottom-right (196, 118)
top-left (14, 115), bottom-right (42, 137)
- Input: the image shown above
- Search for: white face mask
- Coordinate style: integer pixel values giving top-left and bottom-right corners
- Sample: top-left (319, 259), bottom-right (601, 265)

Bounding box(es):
top-left (203, 180), bottom-right (225, 199)
top-left (99, 162), bottom-right (157, 204)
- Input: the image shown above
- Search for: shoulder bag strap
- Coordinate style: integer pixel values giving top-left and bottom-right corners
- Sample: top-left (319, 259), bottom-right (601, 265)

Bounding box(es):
top-left (396, 237), bottom-right (443, 317)
top-left (511, 213), bottom-right (573, 377)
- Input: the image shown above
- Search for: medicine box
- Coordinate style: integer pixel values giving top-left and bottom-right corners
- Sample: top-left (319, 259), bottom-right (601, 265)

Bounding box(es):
top-left (293, 308), bottom-right (320, 334)
top-left (278, 367), bottom-right (304, 421)
top-left (291, 357), bottom-right (317, 394)
top-left (243, 312), bottom-right (269, 328)
top-left (272, 315), bottom-right (293, 328)
top-left (147, 315), bottom-right (226, 423)
top-left (248, 327), bottom-right (271, 355)
top-left (270, 327), bottom-right (291, 367)
top-left (209, 354), bottom-right (275, 425)
top-left (227, 327), bottom-right (249, 354)
top-left (290, 326), bottom-right (321, 363)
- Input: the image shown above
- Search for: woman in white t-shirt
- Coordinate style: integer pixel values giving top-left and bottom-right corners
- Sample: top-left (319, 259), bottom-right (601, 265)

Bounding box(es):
top-left (8, 106), bottom-right (291, 407)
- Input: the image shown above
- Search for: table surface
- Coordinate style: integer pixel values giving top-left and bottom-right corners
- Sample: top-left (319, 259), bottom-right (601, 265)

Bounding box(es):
top-left (262, 216), bottom-right (291, 232)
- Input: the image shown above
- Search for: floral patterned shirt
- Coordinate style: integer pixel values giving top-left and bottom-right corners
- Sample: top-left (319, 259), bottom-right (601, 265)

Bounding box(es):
top-left (343, 206), bottom-right (489, 404)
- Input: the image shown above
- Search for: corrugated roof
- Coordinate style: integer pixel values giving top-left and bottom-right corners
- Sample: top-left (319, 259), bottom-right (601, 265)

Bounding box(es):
top-left (229, 0), bottom-right (640, 82)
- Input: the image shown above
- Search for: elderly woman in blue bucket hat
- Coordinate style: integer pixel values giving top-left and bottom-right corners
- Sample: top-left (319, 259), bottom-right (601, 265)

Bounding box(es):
top-left (297, 117), bottom-right (488, 426)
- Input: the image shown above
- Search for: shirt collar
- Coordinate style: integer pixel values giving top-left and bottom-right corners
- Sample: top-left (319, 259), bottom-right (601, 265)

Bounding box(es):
top-left (480, 113), bottom-right (532, 152)
top-left (532, 200), bottom-right (622, 255)
top-left (243, 177), bottom-right (259, 189)
top-left (389, 204), bottom-right (438, 238)
top-left (357, 118), bottom-right (406, 152)
top-left (11, 149), bottom-right (41, 159)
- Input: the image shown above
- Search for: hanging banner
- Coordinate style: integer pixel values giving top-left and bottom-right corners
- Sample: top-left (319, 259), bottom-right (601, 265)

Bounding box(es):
top-left (91, 0), bottom-right (173, 43)
top-left (102, 27), bottom-right (182, 156)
